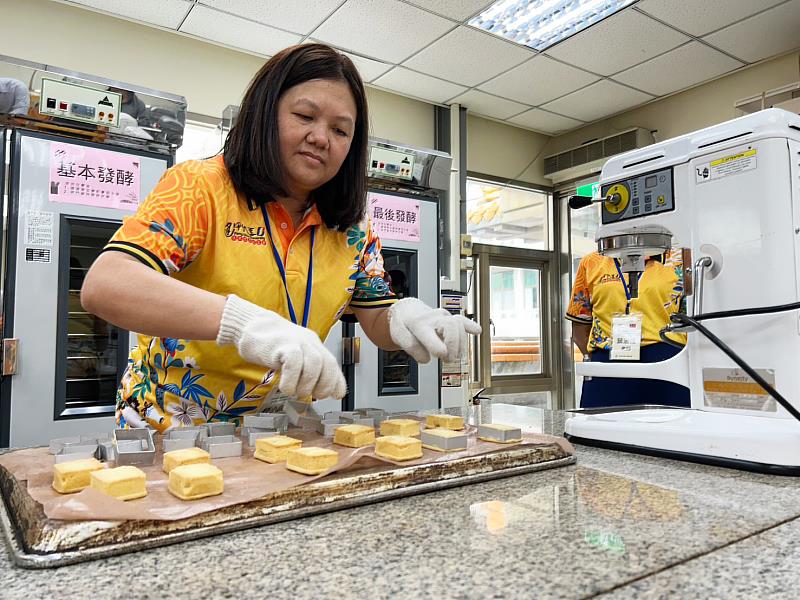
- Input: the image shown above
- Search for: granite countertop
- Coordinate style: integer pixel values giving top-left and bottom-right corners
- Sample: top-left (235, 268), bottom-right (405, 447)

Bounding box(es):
top-left (3, 403), bottom-right (800, 599)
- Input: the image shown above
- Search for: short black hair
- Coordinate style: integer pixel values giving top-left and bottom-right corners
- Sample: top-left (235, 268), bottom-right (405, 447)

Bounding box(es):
top-left (224, 44), bottom-right (369, 231)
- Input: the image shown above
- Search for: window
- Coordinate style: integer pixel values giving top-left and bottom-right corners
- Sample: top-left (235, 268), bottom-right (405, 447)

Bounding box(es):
top-left (466, 178), bottom-right (551, 250)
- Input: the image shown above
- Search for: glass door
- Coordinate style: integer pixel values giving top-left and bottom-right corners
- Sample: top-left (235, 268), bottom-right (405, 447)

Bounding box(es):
top-left (469, 244), bottom-right (555, 408)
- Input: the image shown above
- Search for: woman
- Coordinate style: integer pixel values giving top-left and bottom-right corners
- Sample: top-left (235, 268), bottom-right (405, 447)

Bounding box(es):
top-left (566, 250), bottom-right (689, 408)
top-left (82, 44), bottom-right (480, 430)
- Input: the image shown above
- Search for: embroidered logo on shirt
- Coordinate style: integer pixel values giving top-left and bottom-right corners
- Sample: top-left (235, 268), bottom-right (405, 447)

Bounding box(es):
top-left (598, 273), bottom-right (621, 284)
top-left (225, 222), bottom-right (267, 246)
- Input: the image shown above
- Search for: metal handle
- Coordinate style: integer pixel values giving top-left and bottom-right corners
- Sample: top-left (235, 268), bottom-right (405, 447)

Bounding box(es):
top-left (568, 194), bottom-right (622, 210)
top-left (692, 256), bottom-right (713, 316)
top-left (342, 337), bottom-right (360, 365)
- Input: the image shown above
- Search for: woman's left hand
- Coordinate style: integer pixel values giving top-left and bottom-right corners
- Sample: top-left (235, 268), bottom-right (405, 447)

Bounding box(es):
top-left (387, 297), bottom-right (481, 364)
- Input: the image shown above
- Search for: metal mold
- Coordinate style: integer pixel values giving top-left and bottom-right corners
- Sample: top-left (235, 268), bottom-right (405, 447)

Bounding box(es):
top-left (97, 441), bottom-right (116, 462)
top-left (48, 436), bottom-right (81, 455)
top-left (240, 428), bottom-right (279, 447)
top-left (53, 445), bottom-right (99, 464)
top-left (477, 425), bottom-right (522, 443)
top-left (113, 429), bottom-right (156, 466)
top-left (420, 430), bottom-right (468, 451)
top-left (316, 420), bottom-right (346, 437)
top-left (205, 422), bottom-right (235, 438)
top-left (339, 415), bottom-right (376, 427)
top-left (283, 400), bottom-right (320, 427)
top-left (162, 427), bottom-right (203, 453)
top-left (200, 435), bottom-right (243, 458)
top-left (243, 414), bottom-right (288, 432)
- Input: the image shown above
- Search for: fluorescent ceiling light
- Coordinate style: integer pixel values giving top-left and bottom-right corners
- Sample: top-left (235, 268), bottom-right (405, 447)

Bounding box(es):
top-left (469, 0), bottom-right (636, 52)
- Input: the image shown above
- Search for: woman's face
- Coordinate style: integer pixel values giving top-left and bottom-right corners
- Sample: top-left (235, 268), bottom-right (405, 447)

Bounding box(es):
top-left (276, 78), bottom-right (357, 198)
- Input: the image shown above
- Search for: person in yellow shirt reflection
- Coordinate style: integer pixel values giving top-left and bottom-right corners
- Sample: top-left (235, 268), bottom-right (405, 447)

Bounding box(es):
top-left (81, 44), bottom-right (480, 430)
top-left (566, 250), bottom-right (689, 409)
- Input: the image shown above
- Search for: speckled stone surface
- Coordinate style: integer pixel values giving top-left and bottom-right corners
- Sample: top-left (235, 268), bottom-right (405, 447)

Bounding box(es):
top-left (2, 406), bottom-right (800, 599)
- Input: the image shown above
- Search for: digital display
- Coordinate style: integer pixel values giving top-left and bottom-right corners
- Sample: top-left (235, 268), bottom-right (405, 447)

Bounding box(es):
top-left (645, 175), bottom-right (657, 189)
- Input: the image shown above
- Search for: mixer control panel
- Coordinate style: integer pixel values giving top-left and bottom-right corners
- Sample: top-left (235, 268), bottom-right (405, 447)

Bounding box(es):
top-left (601, 167), bottom-right (674, 224)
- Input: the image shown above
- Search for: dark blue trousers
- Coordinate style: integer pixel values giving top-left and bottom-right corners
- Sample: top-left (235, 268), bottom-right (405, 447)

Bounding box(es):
top-left (579, 342), bottom-right (691, 409)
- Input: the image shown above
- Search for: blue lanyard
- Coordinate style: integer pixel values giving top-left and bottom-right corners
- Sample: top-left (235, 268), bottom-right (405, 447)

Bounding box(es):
top-left (613, 259), bottom-right (642, 315)
top-left (260, 204), bottom-right (315, 327)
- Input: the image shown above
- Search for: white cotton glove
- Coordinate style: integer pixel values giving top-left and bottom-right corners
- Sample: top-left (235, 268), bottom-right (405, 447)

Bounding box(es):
top-left (216, 295), bottom-right (347, 400)
top-left (388, 297), bottom-right (482, 364)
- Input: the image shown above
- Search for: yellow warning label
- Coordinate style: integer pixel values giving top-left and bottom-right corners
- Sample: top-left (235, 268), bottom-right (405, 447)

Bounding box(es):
top-left (710, 149), bottom-right (757, 167)
top-left (703, 380), bottom-right (768, 395)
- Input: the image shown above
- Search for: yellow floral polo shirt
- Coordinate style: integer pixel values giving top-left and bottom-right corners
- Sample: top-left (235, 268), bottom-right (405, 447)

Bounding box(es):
top-left (566, 250), bottom-right (686, 353)
top-left (104, 156), bottom-right (396, 431)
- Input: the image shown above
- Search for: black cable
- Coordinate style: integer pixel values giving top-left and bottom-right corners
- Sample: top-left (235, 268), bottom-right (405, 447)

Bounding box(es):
top-left (658, 327), bottom-right (686, 350)
top-left (670, 313), bottom-right (800, 422)
top-left (693, 301), bottom-right (800, 323)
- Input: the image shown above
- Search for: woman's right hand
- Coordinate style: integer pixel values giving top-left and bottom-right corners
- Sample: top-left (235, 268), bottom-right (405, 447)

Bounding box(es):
top-left (216, 295), bottom-right (347, 400)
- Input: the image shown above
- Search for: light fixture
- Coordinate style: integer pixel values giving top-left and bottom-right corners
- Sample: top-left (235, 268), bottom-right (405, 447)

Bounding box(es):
top-left (469, 0), bottom-right (636, 52)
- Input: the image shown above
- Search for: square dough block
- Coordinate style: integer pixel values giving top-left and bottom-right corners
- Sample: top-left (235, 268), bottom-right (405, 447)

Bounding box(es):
top-left (162, 447), bottom-right (211, 473)
top-left (421, 428), bottom-right (469, 452)
top-left (333, 424), bottom-right (375, 448)
top-left (375, 436), bottom-right (423, 461)
top-left (253, 435), bottom-right (303, 464)
top-left (168, 463), bottom-right (224, 500)
top-left (477, 424), bottom-right (523, 444)
top-left (380, 419), bottom-right (421, 437)
top-left (52, 457), bottom-right (104, 494)
top-left (286, 447), bottom-right (339, 475)
top-left (425, 415), bottom-right (465, 430)
top-left (90, 465), bottom-right (147, 501)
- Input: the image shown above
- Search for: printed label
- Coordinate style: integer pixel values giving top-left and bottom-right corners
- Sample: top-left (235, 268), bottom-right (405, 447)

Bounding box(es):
top-left (25, 248), bottom-right (51, 263)
top-left (368, 192), bottom-right (420, 242)
top-left (24, 210), bottom-right (54, 246)
top-left (695, 148), bottom-right (757, 184)
top-left (702, 367), bottom-right (777, 412)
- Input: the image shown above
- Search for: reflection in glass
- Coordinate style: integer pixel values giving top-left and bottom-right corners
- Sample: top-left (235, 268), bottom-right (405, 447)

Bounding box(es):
top-left (378, 249), bottom-right (418, 394)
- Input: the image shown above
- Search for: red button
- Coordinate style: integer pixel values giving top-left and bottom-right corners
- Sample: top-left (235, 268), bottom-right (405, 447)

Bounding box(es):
top-left (59, 102), bottom-right (68, 110)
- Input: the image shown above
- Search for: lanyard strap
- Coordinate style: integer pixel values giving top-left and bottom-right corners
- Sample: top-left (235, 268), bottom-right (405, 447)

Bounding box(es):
top-left (260, 204), bottom-right (315, 328)
top-left (613, 259), bottom-right (642, 315)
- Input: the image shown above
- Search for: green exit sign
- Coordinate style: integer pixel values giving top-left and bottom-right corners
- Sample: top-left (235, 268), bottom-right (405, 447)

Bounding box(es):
top-left (576, 182), bottom-right (600, 198)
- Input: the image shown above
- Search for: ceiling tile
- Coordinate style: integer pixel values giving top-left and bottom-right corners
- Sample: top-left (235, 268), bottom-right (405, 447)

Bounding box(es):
top-left (507, 108), bottom-right (584, 134)
top-left (449, 89), bottom-right (529, 120)
top-left (403, 0), bottom-right (494, 21)
top-left (64, 0), bottom-right (190, 29)
top-left (180, 5), bottom-right (301, 56)
top-left (637, 0), bottom-right (785, 36)
top-left (703, 1), bottom-right (800, 64)
top-left (541, 80), bottom-right (653, 122)
top-left (198, 0), bottom-right (343, 34)
top-left (342, 53), bottom-right (393, 83)
top-left (546, 9), bottom-right (689, 76)
top-left (372, 67), bottom-right (467, 104)
top-left (402, 26), bottom-right (532, 87)
top-left (478, 55), bottom-right (599, 106)
top-left (312, 0), bottom-right (455, 63)
top-left (612, 42), bottom-right (744, 96)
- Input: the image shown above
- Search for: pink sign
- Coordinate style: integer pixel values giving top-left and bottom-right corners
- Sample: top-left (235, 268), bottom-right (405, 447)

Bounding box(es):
top-left (49, 141), bottom-right (141, 210)
top-left (368, 192), bottom-right (420, 242)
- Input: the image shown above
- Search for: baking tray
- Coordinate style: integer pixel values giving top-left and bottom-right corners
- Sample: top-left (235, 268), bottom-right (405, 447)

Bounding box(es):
top-left (0, 444), bottom-right (574, 568)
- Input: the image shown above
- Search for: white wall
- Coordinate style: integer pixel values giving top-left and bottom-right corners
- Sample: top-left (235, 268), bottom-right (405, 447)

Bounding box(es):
top-left (466, 115), bottom-right (553, 187)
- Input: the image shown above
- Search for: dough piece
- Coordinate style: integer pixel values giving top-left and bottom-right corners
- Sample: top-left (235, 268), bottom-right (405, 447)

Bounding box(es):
top-left (421, 428), bottom-right (468, 452)
top-left (168, 463), bottom-right (224, 500)
top-left (90, 465), bottom-right (147, 501)
top-left (162, 447), bottom-right (211, 473)
top-left (52, 457), bottom-right (104, 494)
top-left (477, 423), bottom-right (523, 444)
top-left (333, 424), bottom-right (375, 448)
top-left (253, 435), bottom-right (303, 464)
top-left (379, 419), bottom-right (421, 437)
top-left (375, 436), bottom-right (423, 461)
top-left (425, 415), bottom-right (465, 430)
top-left (286, 447), bottom-right (339, 475)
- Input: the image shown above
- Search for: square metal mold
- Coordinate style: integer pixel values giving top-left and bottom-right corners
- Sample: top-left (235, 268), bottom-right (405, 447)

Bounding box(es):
top-left (113, 429), bottom-right (156, 466)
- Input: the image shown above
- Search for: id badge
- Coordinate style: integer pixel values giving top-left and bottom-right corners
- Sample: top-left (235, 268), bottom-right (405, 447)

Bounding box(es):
top-left (610, 312), bottom-right (643, 361)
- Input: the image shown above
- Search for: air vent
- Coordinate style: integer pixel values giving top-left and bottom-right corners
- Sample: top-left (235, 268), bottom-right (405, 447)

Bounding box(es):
top-left (544, 127), bottom-right (654, 177)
